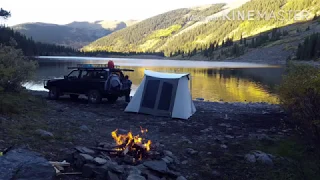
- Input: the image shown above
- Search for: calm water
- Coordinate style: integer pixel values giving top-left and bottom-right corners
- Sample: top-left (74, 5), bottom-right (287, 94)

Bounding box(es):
top-left (25, 56), bottom-right (284, 103)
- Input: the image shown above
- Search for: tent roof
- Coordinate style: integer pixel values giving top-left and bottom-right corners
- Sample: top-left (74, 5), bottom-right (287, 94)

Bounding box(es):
top-left (144, 70), bottom-right (189, 79)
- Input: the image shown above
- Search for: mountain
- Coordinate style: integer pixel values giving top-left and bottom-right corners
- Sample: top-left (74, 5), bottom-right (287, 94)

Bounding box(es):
top-left (83, 0), bottom-right (320, 58)
top-left (12, 20), bottom-right (138, 49)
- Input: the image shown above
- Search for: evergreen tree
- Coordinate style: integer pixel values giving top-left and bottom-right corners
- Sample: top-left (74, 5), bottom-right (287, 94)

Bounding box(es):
top-left (0, 8), bottom-right (10, 19)
top-left (296, 44), bottom-right (302, 59)
top-left (251, 38), bottom-right (255, 48)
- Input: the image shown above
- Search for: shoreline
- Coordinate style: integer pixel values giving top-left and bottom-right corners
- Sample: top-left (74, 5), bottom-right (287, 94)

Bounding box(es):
top-left (30, 90), bottom-right (280, 105)
top-left (36, 54), bottom-right (319, 66)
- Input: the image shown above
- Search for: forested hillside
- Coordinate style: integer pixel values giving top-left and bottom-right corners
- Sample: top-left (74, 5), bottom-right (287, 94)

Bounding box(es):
top-left (12, 20), bottom-right (136, 49)
top-left (0, 26), bottom-right (80, 56)
top-left (84, 0), bottom-right (320, 59)
top-left (82, 4), bottom-right (226, 53)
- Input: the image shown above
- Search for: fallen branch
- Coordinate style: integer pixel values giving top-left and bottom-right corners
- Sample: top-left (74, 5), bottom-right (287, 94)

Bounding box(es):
top-left (90, 147), bottom-right (120, 153)
top-left (49, 161), bottom-right (70, 167)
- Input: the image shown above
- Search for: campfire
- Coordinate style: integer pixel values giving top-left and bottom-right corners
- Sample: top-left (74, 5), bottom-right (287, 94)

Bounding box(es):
top-left (111, 127), bottom-right (152, 160)
top-left (64, 127), bottom-right (184, 179)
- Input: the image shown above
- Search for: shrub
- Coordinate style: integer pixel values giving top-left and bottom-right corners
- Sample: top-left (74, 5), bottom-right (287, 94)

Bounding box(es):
top-left (278, 63), bottom-right (320, 135)
top-left (0, 44), bottom-right (37, 92)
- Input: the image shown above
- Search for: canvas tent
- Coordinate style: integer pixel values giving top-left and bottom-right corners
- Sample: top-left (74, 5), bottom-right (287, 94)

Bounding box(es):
top-left (125, 70), bottom-right (196, 119)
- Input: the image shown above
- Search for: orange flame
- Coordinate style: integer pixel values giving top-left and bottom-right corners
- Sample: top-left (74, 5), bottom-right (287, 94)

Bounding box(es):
top-left (111, 127), bottom-right (152, 155)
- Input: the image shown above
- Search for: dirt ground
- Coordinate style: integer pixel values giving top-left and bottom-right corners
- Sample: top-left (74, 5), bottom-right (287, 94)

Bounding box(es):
top-left (1, 91), bottom-right (313, 180)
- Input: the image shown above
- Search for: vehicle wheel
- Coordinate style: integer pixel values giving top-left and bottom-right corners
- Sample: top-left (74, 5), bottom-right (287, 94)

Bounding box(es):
top-left (107, 95), bottom-right (118, 103)
top-left (88, 90), bottom-right (102, 104)
top-left (70, 94), bottom-right (79, 100)
top-left (48, 87), bottom-right (60, 100)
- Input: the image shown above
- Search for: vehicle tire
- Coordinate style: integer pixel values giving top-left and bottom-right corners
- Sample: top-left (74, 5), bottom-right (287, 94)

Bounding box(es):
top-left (88, 90), bottom-right (102, 104)
top-left (107, 95), bottom-right (118, 103)
top-left (70, 94), bottom-right (79, 100)
top-left (48, 87), bottom-right (60, 100)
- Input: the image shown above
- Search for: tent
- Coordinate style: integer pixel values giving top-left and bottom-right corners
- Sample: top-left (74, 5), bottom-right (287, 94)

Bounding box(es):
top-left (125, 70), bottom-right (196, 119)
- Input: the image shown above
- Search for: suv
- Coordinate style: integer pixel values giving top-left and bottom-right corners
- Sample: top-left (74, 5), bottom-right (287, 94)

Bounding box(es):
top-left (44, 64), bottom-right (133, 104)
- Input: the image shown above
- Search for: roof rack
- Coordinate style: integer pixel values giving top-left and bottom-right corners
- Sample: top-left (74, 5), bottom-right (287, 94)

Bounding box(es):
top-left (67, 64), bottom-right (134, 72)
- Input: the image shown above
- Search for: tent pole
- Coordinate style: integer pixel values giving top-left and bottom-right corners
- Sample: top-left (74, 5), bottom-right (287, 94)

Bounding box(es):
top-left (190, 75), bottom-right (193, 100)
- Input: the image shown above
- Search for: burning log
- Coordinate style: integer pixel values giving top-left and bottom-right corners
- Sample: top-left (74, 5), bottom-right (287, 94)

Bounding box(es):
top-left (110, 127), bottom-right (152, 161)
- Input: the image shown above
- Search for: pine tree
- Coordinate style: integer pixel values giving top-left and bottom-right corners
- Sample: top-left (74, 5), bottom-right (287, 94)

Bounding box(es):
top-left (296, 44), bottom-right (302, 59)
top-left (251, 38), bottom-right (255, 48)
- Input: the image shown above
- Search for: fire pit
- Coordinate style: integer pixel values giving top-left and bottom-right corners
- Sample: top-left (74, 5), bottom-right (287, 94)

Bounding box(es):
top-left (64, 127), bottom-right (185, 180)
top-left (111, 127), bottom-right (152, 161)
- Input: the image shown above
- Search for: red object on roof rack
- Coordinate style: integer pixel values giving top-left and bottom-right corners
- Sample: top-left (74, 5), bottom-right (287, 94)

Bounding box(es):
top-left (108, 60), bottom-right (115, 69)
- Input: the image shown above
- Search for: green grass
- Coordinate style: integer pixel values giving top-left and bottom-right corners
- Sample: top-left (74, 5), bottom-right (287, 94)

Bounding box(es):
top-left (253, 138), bottom-right (320, 180)
top-left (0, 90), bottom-right (46, 115)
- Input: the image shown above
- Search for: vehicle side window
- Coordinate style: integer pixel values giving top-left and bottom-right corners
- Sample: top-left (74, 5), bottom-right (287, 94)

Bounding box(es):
top-left (67, 70), bottom-right (80, 79)
top-left (96, 71), bottom-right (107, 79)
top-left (80, 70), bottom-right (92, 79)
top-left (80, 70), bottom-right (107, 79)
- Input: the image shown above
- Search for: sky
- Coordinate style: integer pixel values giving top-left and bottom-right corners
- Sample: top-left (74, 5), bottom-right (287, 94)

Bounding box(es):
top-left (1, 0), bottom-right (233, 26)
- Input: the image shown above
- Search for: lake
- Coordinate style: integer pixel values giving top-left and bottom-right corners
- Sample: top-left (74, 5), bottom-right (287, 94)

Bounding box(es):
top-left (24, 56), bottom-right (284, 103)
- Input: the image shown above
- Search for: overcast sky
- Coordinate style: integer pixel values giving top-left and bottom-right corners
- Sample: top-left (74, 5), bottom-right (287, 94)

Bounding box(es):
top-left (1, 0), bottom-right (233, 26)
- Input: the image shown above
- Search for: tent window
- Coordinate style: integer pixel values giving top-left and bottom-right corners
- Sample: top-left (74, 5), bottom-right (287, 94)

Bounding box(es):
top-left (141, 80), bottom-right (160, 109)
top-left (158, 82), bottom-right (173, 111)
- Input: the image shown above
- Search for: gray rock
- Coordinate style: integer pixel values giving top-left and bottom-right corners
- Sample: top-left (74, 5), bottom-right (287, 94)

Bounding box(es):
top-left (143, 160), bottom-right (168, 173)
top-left (94, 157), bottom-right (108, 165)
top-left (212, 170), bottom-right (221, 177)
top-left (129, 167), bottom-right (142, 175)
top-left (127, 174), bottom-right (147, 180)
top-left (142, 170), bottom-right (162, 180)
top-left (79, 153), bottom-right (94, 162)
top-left (0, 148), bottom-right (55, 180)
top-left (218, 123), bottom-right (231, 128)
top-left (36, 129), bottom-right (53, 138)
top-left (181, 137), bottom-right (193, 144)
top-left (162, 156), bottom-right (174, 164)
top-left (176, 176), bottom-right (187, 180)
top-left (185, 148), bottom-right (198, 155)
top-left (248, 134), bottom-right (272, 141)
top-left (200, 127), bottom-right (213, 133)
top-left (107, 171), bottom-right (120, 180)
top-left (181, 160), bottom-right (188, 165)
top-left (136, 164), bottom-right (148, 172)
top-left (226, 128), bottom-right (233, 134)
top-left (79, 125), bottom-right (90, 132)
top-left (82, 164), bottom-right (96, 178)
top-left (253, 151), bottom-right (273, 165)
top-left (245, 151), bottom-right (274, 165)
top-left (220, 144), bottom-right (228, 149)
top-left (74, 146), bottom-right (95, 154)
top-left (163, 150), bottom-right (173, 157)
top-left (225, 135), bottom-right (234, 139)
top-left (244, 154), bottom-right (256, 163)
top-left (196, 98), bottom-right (204, 101)
top-left (105, 161), bottom-right (124, 173)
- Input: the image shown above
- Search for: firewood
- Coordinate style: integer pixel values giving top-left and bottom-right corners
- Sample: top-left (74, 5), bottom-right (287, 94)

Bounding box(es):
top-left (57, 172), bottom-right (82, 176)
top-left (49, 161), bottom-right (70, 167)
top-left (90, 147), bottom-right (120, 153)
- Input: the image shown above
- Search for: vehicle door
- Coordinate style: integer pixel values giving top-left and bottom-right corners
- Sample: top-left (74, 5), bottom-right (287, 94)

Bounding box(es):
top-left (79, 70), bottom-right (108, 93)
top-left (64, 70), bottom-right (81, 93)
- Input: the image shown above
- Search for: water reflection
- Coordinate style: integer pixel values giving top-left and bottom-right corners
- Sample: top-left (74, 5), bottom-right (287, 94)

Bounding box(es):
top-left (26, 57), bottom-right (283, 103)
